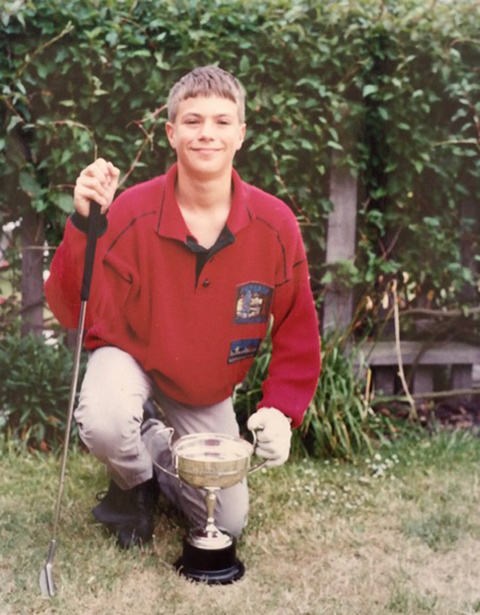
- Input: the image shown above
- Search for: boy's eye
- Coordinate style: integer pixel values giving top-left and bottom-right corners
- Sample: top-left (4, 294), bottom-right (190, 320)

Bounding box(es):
top-left (183, 116), bottom-right (201, 125)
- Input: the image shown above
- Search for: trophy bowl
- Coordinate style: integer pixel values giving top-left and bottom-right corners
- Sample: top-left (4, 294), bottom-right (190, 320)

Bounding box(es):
top-left (172, 433), bottom-right (254, 489)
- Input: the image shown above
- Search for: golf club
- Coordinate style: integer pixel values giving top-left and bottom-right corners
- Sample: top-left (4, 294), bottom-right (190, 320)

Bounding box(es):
top-left (39, 201), bottom-right (101, 598)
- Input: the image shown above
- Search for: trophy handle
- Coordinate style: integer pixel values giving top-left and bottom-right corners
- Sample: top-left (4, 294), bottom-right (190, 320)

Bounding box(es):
top-left (247, 428), bottom-right (268, 474)
top-left (147, 425), bottom-right (180, 480)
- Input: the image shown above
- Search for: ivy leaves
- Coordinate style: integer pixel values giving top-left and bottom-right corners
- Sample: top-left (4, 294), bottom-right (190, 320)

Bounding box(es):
top-left (1, 0), bottom-right (479, 309)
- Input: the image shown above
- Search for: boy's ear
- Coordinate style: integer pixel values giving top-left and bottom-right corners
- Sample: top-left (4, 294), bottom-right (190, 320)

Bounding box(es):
top-left (236, 123), bottom-right (247, 151)
top-left (165, 122), bottom-right (176, 148)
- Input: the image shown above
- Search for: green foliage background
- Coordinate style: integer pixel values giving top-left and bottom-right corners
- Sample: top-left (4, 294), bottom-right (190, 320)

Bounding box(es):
top-left (2, 0), bottom-right (479, 307)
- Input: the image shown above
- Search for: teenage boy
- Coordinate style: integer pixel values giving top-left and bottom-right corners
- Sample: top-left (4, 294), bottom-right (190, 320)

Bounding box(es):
top-left (45, 66), bottom-right (321, 549)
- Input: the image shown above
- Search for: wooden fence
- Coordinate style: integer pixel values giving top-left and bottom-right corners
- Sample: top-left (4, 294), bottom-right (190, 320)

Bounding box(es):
top-left (323, 156), bottom-right (480, 400)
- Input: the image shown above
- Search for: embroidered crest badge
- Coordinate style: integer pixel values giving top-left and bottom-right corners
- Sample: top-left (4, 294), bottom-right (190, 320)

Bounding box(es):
top-left (227, 338), bottom-right (262, 363)
top-left (234, 282), bottom-right (273, 324)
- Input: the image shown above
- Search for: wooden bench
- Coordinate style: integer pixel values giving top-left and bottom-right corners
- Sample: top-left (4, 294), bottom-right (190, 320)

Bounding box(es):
top-left (358, 341), bottom-right (480, 397)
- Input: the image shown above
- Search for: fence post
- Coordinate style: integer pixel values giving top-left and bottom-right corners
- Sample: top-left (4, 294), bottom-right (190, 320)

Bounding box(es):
top-left (322, 150), bottom-right (358, 335)
top-left (20, 209), bottom-right (45, 337)
top-left (459, 196), bottom-right (478, 303)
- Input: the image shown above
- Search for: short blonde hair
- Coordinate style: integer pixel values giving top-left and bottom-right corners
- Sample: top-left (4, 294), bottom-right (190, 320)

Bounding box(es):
top-left (167, 66), bottom-right (246, 123)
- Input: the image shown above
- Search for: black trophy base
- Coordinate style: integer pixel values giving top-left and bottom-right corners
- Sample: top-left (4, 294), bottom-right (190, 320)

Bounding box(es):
top-left (174, 537), bottom-right (245, 585)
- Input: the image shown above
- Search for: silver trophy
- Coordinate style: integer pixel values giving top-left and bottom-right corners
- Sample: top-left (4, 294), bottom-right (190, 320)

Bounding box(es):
top-left (155, 431), bottom-right (264, 584)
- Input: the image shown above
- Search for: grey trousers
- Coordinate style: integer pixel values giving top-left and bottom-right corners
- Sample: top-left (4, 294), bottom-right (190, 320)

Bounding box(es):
top-left (74, 347), bottom-right (248, 537)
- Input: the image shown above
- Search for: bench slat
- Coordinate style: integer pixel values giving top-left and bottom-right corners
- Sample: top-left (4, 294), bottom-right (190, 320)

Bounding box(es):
top-left (360, 341), bottom-right (480, 366)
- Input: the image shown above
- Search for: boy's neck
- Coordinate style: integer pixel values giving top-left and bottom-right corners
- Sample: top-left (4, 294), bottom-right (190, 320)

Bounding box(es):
top-left (175, 167), bottom-right (233, 213)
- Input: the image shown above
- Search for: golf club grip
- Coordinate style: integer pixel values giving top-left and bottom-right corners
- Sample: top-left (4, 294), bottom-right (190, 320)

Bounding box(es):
top-left (80, 201), bottom-right (101, 301)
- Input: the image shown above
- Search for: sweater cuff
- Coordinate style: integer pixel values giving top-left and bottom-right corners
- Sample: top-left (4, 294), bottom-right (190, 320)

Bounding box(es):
top-left (257, 400), bottom-right (302, 429)
top-left (70, 211), bottom-right (108, 237)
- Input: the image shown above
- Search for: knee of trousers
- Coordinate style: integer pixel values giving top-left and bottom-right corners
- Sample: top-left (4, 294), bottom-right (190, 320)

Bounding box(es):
top-left (74, 392), bottom-right (143, 461)
top-left (214, 481), bottom-right (249, 539)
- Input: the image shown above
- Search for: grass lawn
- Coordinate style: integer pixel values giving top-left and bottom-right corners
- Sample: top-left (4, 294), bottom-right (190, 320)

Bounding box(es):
top-left (2, 429), bottom-right (480, 615)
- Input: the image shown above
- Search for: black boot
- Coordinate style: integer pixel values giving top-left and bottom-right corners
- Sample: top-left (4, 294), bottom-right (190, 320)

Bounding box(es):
top-left (93, 477), bottom-right (159, 549)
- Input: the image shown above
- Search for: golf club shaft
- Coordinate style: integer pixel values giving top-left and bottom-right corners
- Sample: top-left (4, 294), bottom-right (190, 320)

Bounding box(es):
top-left (40, 202), bottom-right (101, 597)
top-left (50, 299), bottom-right (87, 541)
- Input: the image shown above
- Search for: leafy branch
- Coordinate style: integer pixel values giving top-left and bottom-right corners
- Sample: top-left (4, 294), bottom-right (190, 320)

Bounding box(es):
top-left (120, 104), bottom-right (167, 187)
top-left (16, 21), bottom-right (74, 80)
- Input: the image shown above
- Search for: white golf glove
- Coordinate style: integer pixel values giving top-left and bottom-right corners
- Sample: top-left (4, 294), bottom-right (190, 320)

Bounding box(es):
top-left (247, 407), bottom-right (292, 467)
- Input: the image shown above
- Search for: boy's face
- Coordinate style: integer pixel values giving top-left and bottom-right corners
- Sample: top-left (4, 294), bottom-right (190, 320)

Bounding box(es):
top-left (166, 96), bottom-right (246, 181)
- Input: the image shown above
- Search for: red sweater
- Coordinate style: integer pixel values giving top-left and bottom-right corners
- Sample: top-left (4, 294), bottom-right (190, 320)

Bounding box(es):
top-left (45, 164), bottom-right (321, 427)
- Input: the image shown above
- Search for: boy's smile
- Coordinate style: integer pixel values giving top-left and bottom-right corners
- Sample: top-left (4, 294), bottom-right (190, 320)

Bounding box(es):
top-left (166, 96), bottom-right (246, 180)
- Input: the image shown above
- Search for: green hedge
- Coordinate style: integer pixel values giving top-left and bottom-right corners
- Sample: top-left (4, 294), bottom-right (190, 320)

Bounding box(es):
top-left (2, 0), bottom-right (479, 311)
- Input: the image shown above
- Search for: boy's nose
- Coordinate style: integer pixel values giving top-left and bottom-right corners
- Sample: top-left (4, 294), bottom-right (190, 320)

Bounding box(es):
top-left (198, 120), bottom-right (215, 139)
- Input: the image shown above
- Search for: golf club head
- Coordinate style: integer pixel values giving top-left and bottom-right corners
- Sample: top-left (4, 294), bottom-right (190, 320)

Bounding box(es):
top-left (39, 540), bottom-right (56, 597)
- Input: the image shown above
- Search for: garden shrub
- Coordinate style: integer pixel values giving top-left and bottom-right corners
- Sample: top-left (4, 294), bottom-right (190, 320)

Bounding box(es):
top-left (235, 334), bottom-right (376, 460)
top-left (0, 333), bottom-right (85, 449)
